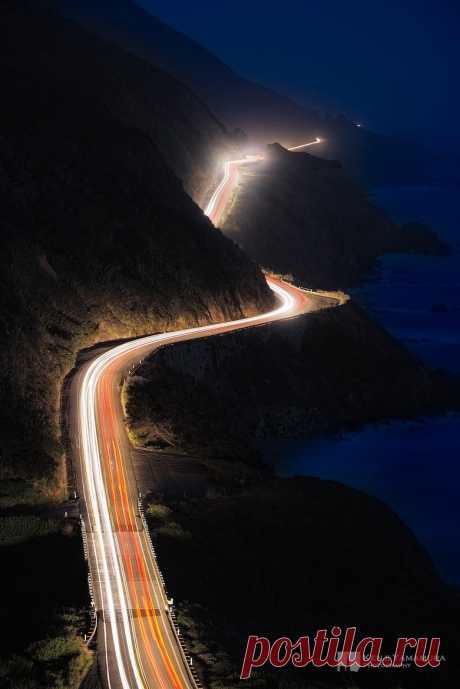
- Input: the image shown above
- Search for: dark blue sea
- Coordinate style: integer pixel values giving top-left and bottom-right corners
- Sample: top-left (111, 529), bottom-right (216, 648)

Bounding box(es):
top-left (269, 185), bottom-right (460, 584)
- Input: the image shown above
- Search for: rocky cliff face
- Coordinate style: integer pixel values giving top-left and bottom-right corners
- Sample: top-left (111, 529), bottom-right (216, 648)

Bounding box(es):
top-left (0, 2), bottom-right (272, 489)
top-left (222, 144), bottom-right (449, 288)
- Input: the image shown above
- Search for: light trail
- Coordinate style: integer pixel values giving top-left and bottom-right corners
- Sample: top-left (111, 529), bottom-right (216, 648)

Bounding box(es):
top-left (204, 138), bottom-right (322, 223)
top-left (204, 155), bottom-right (262, 218)
top-left (288, 136), bottom-right (322, 150)
top-left (78, 277), bottom-right (317, 689)
top-left (76, 134), bottom-right (329, 689)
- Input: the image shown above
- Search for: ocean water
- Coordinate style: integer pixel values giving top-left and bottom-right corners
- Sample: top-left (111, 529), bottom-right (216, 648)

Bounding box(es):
top-left (270, 185), bottom-right (460, 584)
top-left (355, 185), bottom-right (460, 374)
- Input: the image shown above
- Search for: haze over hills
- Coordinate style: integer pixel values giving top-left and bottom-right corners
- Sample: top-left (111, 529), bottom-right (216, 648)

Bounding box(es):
top-left (23, 0), bottom-right (239, 206)
top-left (59, 0), bottom-right (448, 187)
top-left (0, 0), bottom-right (270, 486)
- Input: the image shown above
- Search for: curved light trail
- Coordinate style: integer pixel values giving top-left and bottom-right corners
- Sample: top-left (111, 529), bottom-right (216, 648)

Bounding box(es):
top-left (75, 134), bottom-right (330, 689)
top-left (78, 278), bottom-right (318, 689)
top-left (204, 154), bottom-right (261, 219)
top-left (204, 137), bottom-right (322, 224)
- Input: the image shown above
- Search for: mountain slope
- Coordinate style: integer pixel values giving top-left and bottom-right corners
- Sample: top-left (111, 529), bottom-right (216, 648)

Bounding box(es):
top-left (23, 0), bottom-right (236, 205)
top-left (0, 1), bottom-right (271, 490)
top-left (59, 0), bottom-right (443, 186)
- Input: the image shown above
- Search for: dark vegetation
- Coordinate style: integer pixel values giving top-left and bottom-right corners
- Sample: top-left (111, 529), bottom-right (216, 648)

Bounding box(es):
top-left (0, 1), bottom-right (271, 489)
top-left (58, 0), bottom-right (453, 188)
top-left (126, 302), bottom-right (459, 460)
top-left (0, 515), bottom-right (91, 689)
top-left (223, 144), bottom-right (450, 288)
top-left (147, 479), bottom-right (460, 689)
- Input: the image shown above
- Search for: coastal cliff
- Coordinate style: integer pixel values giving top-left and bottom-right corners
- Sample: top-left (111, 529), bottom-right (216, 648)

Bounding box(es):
top-left (146, 477), bottom-right (459, 688)
top-left (125, 301), bottom-right (458, 459)
top-left (222, 144), bottom-right (449, 288)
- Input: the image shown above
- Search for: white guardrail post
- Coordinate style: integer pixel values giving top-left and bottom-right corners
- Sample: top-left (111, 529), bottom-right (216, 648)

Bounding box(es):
top-left (80, 516), bottom-right (98, 647)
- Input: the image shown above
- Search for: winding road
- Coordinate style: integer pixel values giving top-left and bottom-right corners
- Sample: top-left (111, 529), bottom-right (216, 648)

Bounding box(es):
top-left (204, 138), bottom-right (321, 224)
top-left (71, 137), bottom-right (328, 689)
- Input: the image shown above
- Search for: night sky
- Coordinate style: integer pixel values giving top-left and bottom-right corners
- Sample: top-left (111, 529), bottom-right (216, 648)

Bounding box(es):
top-left (138, 0), bottom-right (459, 154)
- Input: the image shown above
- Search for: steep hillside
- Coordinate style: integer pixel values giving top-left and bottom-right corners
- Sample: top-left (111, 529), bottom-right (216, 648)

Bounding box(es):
top-left (59, 0), bottom-right (447, 186)
top-left (10, 0), bottom-right (235, 205)
top-left (0, 1), bottom-right (271, 491)
top-left (148, 478), bottom-right (459, 688)
top-left (222, 144), bottom-right (449, 288)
